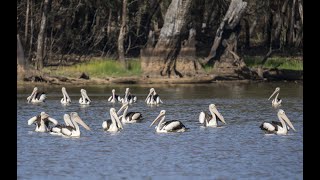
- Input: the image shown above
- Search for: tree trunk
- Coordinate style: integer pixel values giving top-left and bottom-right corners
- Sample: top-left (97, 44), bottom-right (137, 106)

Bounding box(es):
top-left (204, 0), bottom-right (248, 76)
top-left (25, 0), bottom-right (30, 45)
top-left (118, 0), bottom-right (127, 68)
top-left (141, 0), bottom-right (194, 78)
top-left (35, 0), bottom-right (52, 70)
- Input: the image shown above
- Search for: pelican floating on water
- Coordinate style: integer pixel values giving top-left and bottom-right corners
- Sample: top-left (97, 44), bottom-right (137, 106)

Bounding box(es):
top-left (260, 109), bottom-right (296, 135)
top-left (79, 89), bottom-right (91, 105)
top-left (50, 114), bottom-right (75, 136)
top-left (121, 88), bottom-right (137, 104)
top-left (268, 87), bottom-right (282, 108)
top-left (61, 87), bottom-right (71, 105)
top-left (149, 110), bottom-right (188, 133)
top-left (27, 87), bottom-right (46, 103)
top-left (102, 108), bottom-right (123, 132)
top-left (108, 89), bottom-right (122, 103)
top-left (145, 88), bottom-right (163, 105)
top-left (199, 104), bottom-right (226, 127)
top-left (117, 102), bottom-right (143, 123)
top-left (59, 112), bottom-right (91, 137)
top-left (28, 112), bottom-right (58, 132)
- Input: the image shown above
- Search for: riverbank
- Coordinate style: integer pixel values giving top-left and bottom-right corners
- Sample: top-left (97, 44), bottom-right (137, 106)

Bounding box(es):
top-left (17, 68), bottom-right (303, 88)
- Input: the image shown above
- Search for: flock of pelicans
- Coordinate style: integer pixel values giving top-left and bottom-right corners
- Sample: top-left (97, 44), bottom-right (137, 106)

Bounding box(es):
top-left (26, 86), bottom-right (296, 137)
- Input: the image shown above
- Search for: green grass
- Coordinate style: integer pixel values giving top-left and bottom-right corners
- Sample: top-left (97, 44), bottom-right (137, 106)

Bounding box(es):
top-left (244, 56), bottom-right (303, 70)
top-left (43, 58), bottom-right (142, 78)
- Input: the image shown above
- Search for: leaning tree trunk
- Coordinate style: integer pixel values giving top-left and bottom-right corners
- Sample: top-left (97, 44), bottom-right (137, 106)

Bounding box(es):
top-left (204, 0), bottom-right (250, 78)
top-left (35, 0), bottom-right (52, 70)
top-left (141, 0), bottom-right (195, 78)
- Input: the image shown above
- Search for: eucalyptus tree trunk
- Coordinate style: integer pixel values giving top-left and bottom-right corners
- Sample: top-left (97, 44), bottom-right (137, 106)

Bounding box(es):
top-left (118, 0), bottom-right (127, 68)
top-left (35, 0), bottom-right (52, 70)
top-left (141, 0), bottom-right (199, 78)
top-left (204, 0), bottom-right (249, 77)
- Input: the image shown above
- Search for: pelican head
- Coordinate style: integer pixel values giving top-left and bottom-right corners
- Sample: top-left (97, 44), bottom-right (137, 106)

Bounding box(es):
top-left (110, 108), bottom-right (123, 129)
top-left (145, 88), bottom-right (155, 102)
top-left (80, 89), bottom-right (91, 102)
top-left (150, 110), bottom-right (166, 127)
top-left (40, 111), bottom-right (49, 120)
top-left (268, 87), bottom-right (280, 100)
top-left (27, 87), bottom-right (38, 102)
top-left (278, 109), bottom-right (296, 131)
top-left (209, 104), bottom-right (226, 124)
top-left (70, 112), bottom-right (91, 130)
top-left (117, 102), bottom-right (129, 114)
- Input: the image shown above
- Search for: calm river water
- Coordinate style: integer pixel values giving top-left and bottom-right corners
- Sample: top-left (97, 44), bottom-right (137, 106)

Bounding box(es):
top-left (17, 82), bottom-right (303, 179)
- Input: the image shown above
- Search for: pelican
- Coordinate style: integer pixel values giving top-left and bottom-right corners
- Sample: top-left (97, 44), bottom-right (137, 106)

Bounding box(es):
top-left (61, 87), bottom-right (71, 105)
top-left (27, 112), bottom-right (58, 132)
top-left (260, 109), bottom-right (296, 135)
top-left (268, 87), bottom-right (282, 108)
top-left (149, 110), bottom-right (188, 133)
top-left (122, 88), bottom-right (137, 104)
top-left (50, 114), bottom-right (75, 136)
top-left (79, 89), bottom-right (91, 105)
top-left (199, 104), bottom-right (226, 127)
top-left (102, 108), bottom-right (123, 132)
top-left (60, 112), bottom-right (91, 137)
top-left (27, 87), bottom-right (46, 103)
top-left (117, 102), bottom-right (143, 123)
top-left (108, 89), bottom-right (122, 103)
top-left (145, 88), bottom-right (163, 105)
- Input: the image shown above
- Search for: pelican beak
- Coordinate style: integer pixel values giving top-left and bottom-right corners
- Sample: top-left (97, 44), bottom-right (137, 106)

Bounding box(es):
top-left (117, 102), bottom-right (128, 114)
top-left (27, 87), bottom-right (37, 102)
top-left (82, 90), bottom-right (91, 102)
top-left (213, 107), bottom-right (226, 124)
top-left (27, 116), bottom-right (37, 125)
top-left (71, 113), bottom-right (91, 130)
top-left (62, 87), bottom-right (71, 102)
top-left (268, 88), bottom-right (279, 100)
top-left (150, 112), bottom-right (164, 127)
top-left (280, 113), bottom-right (296, 131)
top-left (48, 117), bottom-right (58, 125)
top-left (112, 109), bottom-right (123, 129)
top-left (145, 89), bottom-right (153, 102)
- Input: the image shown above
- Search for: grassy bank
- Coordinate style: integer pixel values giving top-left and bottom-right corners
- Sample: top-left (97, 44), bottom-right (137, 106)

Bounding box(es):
top-left (43, 58), bottom-right (141, 78)
top-left (243, 56), bottom-right (303, 70)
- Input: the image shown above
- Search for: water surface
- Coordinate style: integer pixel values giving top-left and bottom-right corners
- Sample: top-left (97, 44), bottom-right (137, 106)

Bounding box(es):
top-left (17, 82), bottom-right (303, 179)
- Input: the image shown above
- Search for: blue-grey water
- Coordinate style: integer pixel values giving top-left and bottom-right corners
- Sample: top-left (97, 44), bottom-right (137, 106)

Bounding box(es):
top-left (17, 82), bottom-right (303, 179)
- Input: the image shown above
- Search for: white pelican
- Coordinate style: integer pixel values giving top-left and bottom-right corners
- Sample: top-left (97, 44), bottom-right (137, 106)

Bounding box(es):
top-left (121, 88), bottom-right (137, 104)
top-left (199, 104), bottom-right (226, 127)
top-left (27, 87), bottom-right (46, 103)
top-left (260, 109), bottom-right (296, 135)
top-left (60, 112), bottom-right (91, 137)
top-left (50, 114), bottom-right (75, 136)
top-left (117, 102), bottom-right (143, 123)
top-left (268, 87), bottom-right (282, 108)
top-left (79, 89), bottom-right (91, 105)
top-left (102, 108), bottom-right (123, 132)
top-left (149, 110), bottom-right (188, 133)
top-left (27, 112), bottom-right (58, 132)
top-left (145, 88), bottom-right (162, 105)
top-left (108, 89), bottom-right (122, 103)
top-left (61, 87), bottom-right (71, 105)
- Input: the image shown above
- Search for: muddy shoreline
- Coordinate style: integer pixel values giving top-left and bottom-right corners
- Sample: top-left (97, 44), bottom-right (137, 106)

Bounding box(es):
top-left (17, 68), bottom-right (303, 88)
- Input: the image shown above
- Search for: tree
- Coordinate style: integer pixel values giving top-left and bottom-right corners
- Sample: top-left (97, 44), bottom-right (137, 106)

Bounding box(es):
top-left (141, 0), bottom-right (204, 78)
top-left (118, 0), bottom-right (128, 68)
top-left (204, 0), bottom-right (250, 77)
top-left (35, 0), bottom-right (52, 70)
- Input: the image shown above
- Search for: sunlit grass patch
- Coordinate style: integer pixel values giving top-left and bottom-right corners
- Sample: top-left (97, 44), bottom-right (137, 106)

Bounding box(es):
top-left (244, 56), bottom-right (303, 70)
top-left (43, 58), bottom-right (142, 78)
